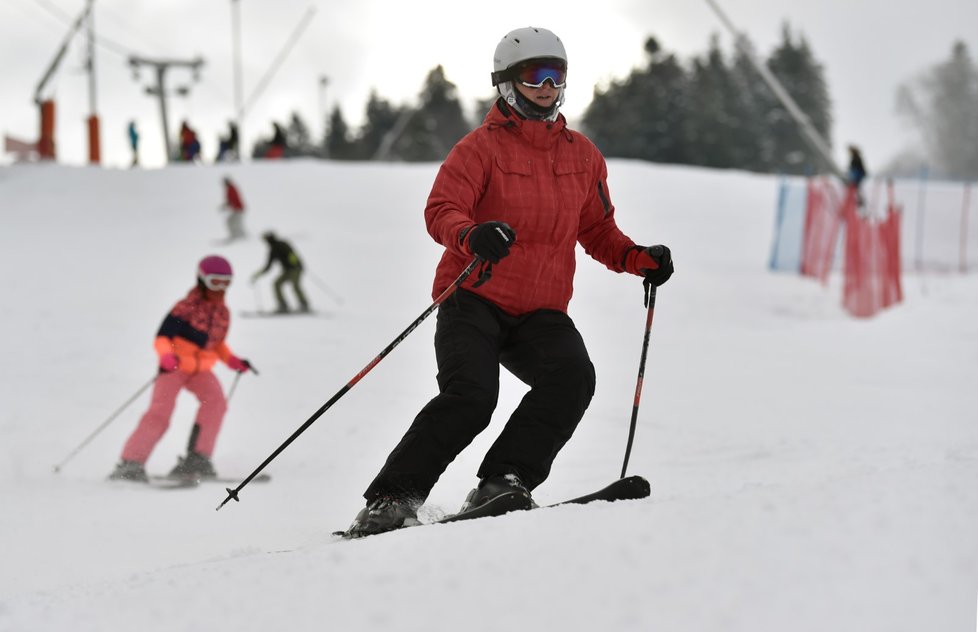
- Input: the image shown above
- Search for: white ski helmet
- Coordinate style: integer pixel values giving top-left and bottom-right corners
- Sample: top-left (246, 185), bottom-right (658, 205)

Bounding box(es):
top-left (491, 26), bottom-right (567, 121)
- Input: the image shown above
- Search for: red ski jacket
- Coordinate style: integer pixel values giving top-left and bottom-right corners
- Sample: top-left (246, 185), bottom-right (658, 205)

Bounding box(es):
top-left (425, 101), bottom-right (639, 316)
top-left (153, 287), bottom-right (236, 374)
top-left (224, 182), bottom-right (244, 212)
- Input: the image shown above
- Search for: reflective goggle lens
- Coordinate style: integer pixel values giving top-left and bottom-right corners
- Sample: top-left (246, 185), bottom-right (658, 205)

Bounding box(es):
top-left (202, 274), bottom-right (232, 290)
top-left (516, 61), bottom-right (567, 88)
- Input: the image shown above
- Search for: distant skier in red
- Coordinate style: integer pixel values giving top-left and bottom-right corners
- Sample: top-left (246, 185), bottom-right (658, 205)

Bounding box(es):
top-left (221, 176), bottom-right (247, 241)
top-left (178, 121), bottom-right (201, 162)
top-left (264, 122), bottom-right (287, 159)
top-left (109, 255), bottom-right (254, 483)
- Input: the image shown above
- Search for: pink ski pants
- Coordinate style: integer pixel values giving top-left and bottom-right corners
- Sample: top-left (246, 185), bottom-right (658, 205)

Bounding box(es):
top-left (120, 370), bottom-right (228, 463)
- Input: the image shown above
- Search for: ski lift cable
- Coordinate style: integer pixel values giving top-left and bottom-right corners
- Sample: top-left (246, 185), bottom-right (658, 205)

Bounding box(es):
top-left (239, 5), bottom-right (318, 120)
top-left (5, 0), bottom-right (67, 32)
top-left (93, 2), bottom-right (172, 59)
top-left (31, 0), bottom-right (134, 59)
top-left (32, 1), bottom-right (93, 104)
top-left (702, 0), bottom-right (848, 182)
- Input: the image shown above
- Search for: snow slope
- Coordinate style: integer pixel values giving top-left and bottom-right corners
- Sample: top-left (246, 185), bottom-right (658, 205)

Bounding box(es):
top-left (1, 159), bottom-right (976, 631)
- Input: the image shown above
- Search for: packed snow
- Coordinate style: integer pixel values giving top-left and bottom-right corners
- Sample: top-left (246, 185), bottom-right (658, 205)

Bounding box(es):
top-left (1, 159), bottom-right (976, 631)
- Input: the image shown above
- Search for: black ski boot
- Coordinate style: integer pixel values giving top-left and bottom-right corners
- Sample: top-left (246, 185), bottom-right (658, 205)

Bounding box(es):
top-left (345, 496), bottom-right (421, 538)
top-left (460, 473), bottom-right (537, 513)
top-left (167, 451), bottom-right (217, 482)
top-left (108, 459), bottom-right (149, 483)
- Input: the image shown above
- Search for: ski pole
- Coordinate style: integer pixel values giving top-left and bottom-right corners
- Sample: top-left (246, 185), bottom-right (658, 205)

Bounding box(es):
top-left (620, 281), bottom-right (658, 479)
top-left (226, 362), bottom-right (259, 404)
top-left (184, 366), bottom-right (258, 456)
top-left (217, 257), bottom-right (483, 510)
top-left (53, 374), bottom-right (158, 473)
top-left (306, 269), bottom-right (345, 306)
top-left (227, 372), bottom-right (243, 404)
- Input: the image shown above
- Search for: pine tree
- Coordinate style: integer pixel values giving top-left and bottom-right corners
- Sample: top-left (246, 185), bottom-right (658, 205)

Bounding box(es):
top-left (764, 23), bottom-right (833, 175)
top-left (384, 66), bottom-right (472, 161)
top-left (728, 42), bottom-right (777, 172)
top-left (409, 66), bottom-right (472, 160)
top-left (353, 91), bottom-right (402, 160)
top-left (324, 105), bottom-right (356, 160)
top-left (474, 96), bottom-right (497, 122)
top-left (684, 36), bottom-right (742, 168)
top-left (285, 111), bottom-right (315, 157)
top-left (583, 37), bottom-right (690, 164)
top-left (896, 41), bottom-right (978, 179)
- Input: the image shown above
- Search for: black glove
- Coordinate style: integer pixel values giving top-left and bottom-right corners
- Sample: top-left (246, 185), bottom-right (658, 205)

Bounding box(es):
top-left (466, 222), bottom-right (516, 264)
top-left (630, 244), bottom-right (674, 287)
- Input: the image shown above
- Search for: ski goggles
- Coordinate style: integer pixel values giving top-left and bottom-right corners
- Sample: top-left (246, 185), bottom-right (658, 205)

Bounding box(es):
top-left (516, 59), bottom-right (567, 88)
top-left (201, 273), bottom-right (233, 291)
top-left (491, 59), bottom-right (567, 89)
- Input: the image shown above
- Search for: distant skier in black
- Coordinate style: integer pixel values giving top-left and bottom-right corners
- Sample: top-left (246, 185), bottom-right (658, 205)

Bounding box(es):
top-left (216, 121), bottom-right (239, 162)
top-left (847, 145), bottom-right (867, 205)
top-left (251, 231), bottom-right (310, 313)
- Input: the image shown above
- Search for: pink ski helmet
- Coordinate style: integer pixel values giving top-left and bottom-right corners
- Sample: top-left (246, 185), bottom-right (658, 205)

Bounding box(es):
top-left (197, 255), bottom-right (233, 291)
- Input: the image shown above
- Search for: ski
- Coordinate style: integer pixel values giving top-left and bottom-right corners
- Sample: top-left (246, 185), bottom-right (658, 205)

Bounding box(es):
top-left (333, 475), bottom-right (650, 539)
top-left (544, 475), bottom-right (650, 508)
top-left (149, 473), bottom-right (272, 485)
top-left (437, 490), bottom-right (534, 525)
top-left (109, 478), bottom-right (199, 490)
top-left (239, 310), bottom-right (331, 319)
top-left (148, 478), bottom-right (199, 490)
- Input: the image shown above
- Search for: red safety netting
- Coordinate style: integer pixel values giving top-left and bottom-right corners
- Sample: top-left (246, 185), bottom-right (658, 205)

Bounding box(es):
top-left (800, 177), bottom-right (844, 283)
top-left (842, 183), bottom-right (903, 318)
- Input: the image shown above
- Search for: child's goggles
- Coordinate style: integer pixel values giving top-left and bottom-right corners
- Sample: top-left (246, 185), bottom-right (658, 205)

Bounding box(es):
top-left (201, 274), bottom-right (233, 291)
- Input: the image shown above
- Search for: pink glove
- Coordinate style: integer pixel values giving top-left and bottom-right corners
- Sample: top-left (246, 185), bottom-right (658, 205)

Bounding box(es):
top-left (227, 356), bottom-right (251, 373)
top-left (159, 353), bottom-right (180, 373)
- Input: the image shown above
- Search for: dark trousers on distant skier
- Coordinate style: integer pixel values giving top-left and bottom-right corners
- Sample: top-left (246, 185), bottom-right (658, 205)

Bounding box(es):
top-left (274, 268), bottom-right (309, 312)
top-left (364, 289), bottom-right (596, 503)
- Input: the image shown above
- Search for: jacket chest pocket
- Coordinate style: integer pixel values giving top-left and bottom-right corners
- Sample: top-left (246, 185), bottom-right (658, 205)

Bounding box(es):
top-left (497, 157), bottom-right (533, 175)
top-left (552, 159), bottom-right (591, 211)
top-left (490, 156), bottom-right (535, 213)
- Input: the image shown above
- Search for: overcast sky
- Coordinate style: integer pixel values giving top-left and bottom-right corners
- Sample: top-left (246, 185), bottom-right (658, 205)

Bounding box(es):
top-left (2, 0), bottom-right (976, 169)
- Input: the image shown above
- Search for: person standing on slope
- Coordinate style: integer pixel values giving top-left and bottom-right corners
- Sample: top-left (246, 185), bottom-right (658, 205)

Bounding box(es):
top-left (251, 231), bottom-right (310, 314)
top-left (221, 176), bottom-right (247, 241)
top-left (109, 255), bottom-right (254, 483)
top-left (846, 144), bottom-right (868, 206)
top-left (127, 120), bottom-right (139, 167)
top-left (345, 26), bottom-right (674, 537)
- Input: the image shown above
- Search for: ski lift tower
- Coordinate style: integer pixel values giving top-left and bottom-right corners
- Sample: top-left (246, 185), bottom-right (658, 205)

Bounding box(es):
top-left (128, 55), bottom-right (205, 163)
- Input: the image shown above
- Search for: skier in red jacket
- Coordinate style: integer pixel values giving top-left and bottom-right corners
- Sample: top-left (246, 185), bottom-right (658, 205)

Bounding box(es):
top-left (221, 176), bottom-right (246, 241)
top-left (346, 26), bottom-right (674, 536)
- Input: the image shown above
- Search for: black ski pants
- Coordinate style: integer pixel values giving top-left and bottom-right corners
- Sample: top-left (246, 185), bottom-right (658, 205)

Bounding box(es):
top-left (364, 289), bottom-right (596, 503)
